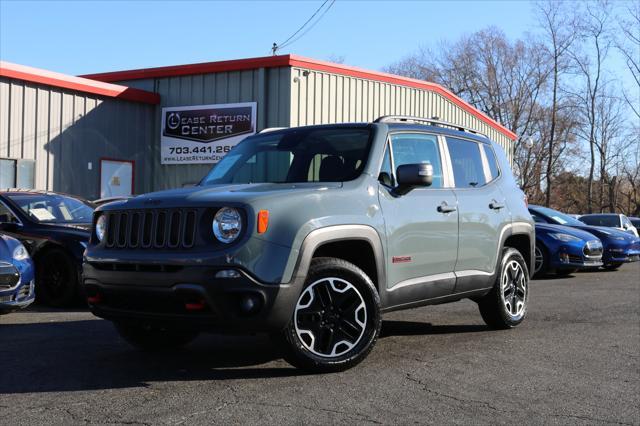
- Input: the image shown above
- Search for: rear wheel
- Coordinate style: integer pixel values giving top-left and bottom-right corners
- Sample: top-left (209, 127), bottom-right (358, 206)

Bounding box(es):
top-left (603, 262), bottom-right (623, 271)
top-left (35, 247), bottom-right (78, 307)
top-left (114, 322), bottom-right (199, 351)
top-left (478, 247), bottom-right (529, 329)
top-left (278, 257), bottom-right (381, 373)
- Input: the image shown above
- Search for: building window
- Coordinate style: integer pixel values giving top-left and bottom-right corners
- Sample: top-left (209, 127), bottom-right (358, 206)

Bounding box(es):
top-left (0, 158), bottom-right (35, 189)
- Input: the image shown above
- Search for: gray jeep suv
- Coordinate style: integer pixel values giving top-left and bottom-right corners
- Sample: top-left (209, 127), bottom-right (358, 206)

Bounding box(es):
top-left (84, 116), bottom-right (534, 372)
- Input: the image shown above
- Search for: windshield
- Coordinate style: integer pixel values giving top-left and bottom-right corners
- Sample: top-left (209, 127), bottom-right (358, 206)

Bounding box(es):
top-left (7, 193), bottom-right (94, 224)
top-left (532, 206), bottom-right (584, 226)
top-left (200, 127), bottom-right (372, 185)
top-left (579, 215), bottom-right (620, 227)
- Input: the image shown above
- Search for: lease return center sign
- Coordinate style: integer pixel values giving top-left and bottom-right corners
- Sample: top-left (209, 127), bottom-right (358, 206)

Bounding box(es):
top-left (160, 102), bottom-right (257, 164)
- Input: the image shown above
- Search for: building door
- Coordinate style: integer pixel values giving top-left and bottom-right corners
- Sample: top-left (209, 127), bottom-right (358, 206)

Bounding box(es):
top-left (100, 159), bottom-right (134, 198)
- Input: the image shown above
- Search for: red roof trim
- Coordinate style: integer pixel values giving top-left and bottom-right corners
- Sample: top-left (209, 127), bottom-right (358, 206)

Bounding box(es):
top-left (0, 61), bottom-right (160, 105)
top-left (82, 54), bottom-right (515, 140)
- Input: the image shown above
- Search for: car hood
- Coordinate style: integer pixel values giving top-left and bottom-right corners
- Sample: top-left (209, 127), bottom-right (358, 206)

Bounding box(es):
top-left (38, 222), bottom-right (92, 236)
top-left (570, 224), bottom-right (637, 242)
top-left (99, 182), bottom-right (343, 210)
top-left (535, 223), bottom-right (598, 241)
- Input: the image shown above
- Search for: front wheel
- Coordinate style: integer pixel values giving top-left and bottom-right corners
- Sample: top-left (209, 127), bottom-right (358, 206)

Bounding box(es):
top-left (36, 248), bottom-right (78, 307)
top-left (114, 322), bottom-right (199, 351)
top-left (478, 247), bottom-right (530, 329)
top-left (278, 257), bottom-right (381, 373)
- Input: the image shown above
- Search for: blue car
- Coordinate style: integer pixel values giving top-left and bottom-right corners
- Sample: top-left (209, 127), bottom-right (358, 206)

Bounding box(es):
top-left (533, 222), bottom-right (603, 277)
top-left (529, 205), bottom-right (640, 270)
top-left (0, 233), bottom-right (35, 314)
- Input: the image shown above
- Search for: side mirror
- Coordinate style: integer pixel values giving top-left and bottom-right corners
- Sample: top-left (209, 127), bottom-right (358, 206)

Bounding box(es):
top-left (394, 163), bottom-right (433, 196)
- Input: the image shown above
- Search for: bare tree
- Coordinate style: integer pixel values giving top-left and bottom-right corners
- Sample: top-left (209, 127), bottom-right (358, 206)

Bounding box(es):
top-left (536, 0), bottom-right (579, 206)
top-left (616, 2), bottom-right (640, 119)
top-left (569, 0), bottom-right (614, 213)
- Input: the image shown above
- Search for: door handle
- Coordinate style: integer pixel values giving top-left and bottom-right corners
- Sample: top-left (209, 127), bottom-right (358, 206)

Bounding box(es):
top-left (437, 202), bottom-right (457, 213)
top-left (489, 200), bottom-right (505, 210)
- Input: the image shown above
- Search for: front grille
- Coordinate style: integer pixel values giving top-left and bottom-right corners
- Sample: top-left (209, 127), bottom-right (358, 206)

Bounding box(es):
top-left (584, 240), bottom-right (603, 258)
top-left (0, 262), bottom-right (19, 290)
top-left (104, 209), bottom-right (198, 250)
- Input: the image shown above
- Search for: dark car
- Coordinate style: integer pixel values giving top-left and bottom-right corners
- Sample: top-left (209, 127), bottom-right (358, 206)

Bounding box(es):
top-left (0, 190), bottom-right (94, 306)
top-left (630, 217), bottom-right (640, 229)
top-left (0, 233), bottom-right (35, 314)
top-left (533, 222), bottom-right (603, 277)
top-left (529, 205), bottom-right (640, 270)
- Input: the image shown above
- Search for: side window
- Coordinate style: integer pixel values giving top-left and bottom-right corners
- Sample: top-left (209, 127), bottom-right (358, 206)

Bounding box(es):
top-left (481, 144), bottom-right (500, 182)
top-left (378, 144), bottom-right (394, 187)
top-left (0, 201), bottom-right (19, 224)
top-left (389, 133), bottom-right (443, 188)
top-left (446, 137), bottom-right (487, 188)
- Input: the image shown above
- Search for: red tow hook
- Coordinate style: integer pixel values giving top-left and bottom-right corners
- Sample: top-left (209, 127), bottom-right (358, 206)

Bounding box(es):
top-left (185, 299), bottom-right (206, 311)
top-left (87, 294), bottom-right (102, 304)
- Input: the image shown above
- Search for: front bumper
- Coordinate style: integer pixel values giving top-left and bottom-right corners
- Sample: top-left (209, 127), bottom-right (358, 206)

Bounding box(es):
top-left (83, 262), bottom-right (299, 332)
top-left (550, 242), bottom-right (603, 269)
top-left (604, 247), bottom-right (640, 263)
top-left (0, 279), bottom-right (35, 314)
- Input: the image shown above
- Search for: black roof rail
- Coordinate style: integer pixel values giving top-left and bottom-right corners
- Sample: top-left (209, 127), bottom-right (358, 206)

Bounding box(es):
top-left (373, 115), bottom-right (487, 138)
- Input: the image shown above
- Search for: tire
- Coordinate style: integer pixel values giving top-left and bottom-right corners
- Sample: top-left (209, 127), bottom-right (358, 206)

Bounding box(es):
top-left (278, 257), bottom-right (381, 373)
top-left (478, 247), bottom-right (530, 329)
top-left (603, 262), bottom-right (623, 271)
top-left (114, 322), bottom-right (199, 351)
top-left (35, 247), bottom-right (78, 307)
top-left (533, 243), bottom-right (548, 278)
top-left (556, 268), bottom-right (578, 276)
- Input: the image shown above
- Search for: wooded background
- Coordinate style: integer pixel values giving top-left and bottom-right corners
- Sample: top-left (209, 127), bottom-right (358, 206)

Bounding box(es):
top-left (385, 0), bottom-right (639, 216)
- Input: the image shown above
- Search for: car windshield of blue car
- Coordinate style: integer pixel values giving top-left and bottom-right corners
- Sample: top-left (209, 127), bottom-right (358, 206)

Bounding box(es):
top-left (7, 194), bottom-right (94, 224)
top-left (534, 206), bottom-right (584, 226)
top-left (200, 127), bottom-right (372, 185)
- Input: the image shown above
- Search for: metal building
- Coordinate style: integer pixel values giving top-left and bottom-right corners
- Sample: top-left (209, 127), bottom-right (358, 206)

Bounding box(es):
top-left (1, 55), bottom-right (516, 199)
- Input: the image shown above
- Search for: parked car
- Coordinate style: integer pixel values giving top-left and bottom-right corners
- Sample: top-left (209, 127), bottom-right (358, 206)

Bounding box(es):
top-left (529, 205), bottom-right (640, 270)
top-left (84, 117), bottom-right (534, 372)
top-left (0, 190), bottom-right (94, 306)
top-left (630, 217), bottom-right (640, 229)
top-left (0, 233), bottom-right (35, 314)
top-left (578, 213), bottom-right (639, 237)
top-left (533, 222), bottom-right (603, 277)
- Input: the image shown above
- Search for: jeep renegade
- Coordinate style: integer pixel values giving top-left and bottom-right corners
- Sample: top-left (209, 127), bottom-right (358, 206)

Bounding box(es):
top-left (84, 116), bottom-right (534, 372)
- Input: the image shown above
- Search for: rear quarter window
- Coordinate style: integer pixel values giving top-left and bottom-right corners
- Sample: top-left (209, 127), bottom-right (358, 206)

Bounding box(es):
top-left (446, 137), bottom-right (486, 188)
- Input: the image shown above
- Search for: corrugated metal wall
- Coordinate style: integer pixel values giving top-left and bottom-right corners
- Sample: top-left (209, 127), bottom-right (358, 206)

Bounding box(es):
top-left (0, 76), bottom-right (155, 199)
top-left (115, 67), bottom-right (292, 190)
top-left (289, 67), bottom-right (513, 154)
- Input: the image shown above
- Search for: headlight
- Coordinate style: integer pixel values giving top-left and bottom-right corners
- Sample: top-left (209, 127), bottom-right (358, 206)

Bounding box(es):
top-left (95, 215), bottom-right (107, 242)
top-left (12, 243), bottom-right (29, 261)
top-left (549, 233), bottom-right (581, 242)
top-left (212, 207), bottom-right (242, 243)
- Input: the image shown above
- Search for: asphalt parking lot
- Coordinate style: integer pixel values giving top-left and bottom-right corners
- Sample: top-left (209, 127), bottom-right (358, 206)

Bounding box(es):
top-left (1, 264), bottom-right (638, 425)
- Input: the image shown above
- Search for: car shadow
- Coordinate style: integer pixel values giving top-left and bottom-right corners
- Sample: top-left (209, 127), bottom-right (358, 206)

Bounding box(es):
top-left (0, 318), bottom-right (487, 394)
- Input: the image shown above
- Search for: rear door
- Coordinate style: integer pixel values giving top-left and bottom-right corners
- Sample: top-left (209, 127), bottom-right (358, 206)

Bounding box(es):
top-left (446, 137), bottom-right (511, 292)
top-left (378, 132), bottom-right (458, 304)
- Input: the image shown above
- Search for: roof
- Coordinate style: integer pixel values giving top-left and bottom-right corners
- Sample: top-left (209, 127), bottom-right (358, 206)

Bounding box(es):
top-left (0, 61), bottom-right (160, 104)
top-left (82, 54), bottom-right (516, 141)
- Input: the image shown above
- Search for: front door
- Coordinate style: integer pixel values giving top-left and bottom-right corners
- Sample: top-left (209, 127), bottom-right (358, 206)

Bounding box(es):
top-left (378, 132), bottom-right (459, 306)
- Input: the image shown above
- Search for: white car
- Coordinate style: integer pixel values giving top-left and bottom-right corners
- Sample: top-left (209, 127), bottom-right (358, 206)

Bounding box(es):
top-left (578, 213), bottom-right (639, 237)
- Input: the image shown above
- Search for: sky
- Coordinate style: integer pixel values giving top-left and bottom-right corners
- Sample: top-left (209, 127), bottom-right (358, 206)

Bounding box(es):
top-left (0, 0), bottom-right (538, 75)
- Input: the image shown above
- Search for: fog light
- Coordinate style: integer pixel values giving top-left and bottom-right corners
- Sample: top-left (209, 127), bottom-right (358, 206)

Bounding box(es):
top-left (215, 269), bottom-right (241, 279)
top-left (559, 253), bottom-right (569, 263)
top-left (240, 294), bottom-right (261, 314)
